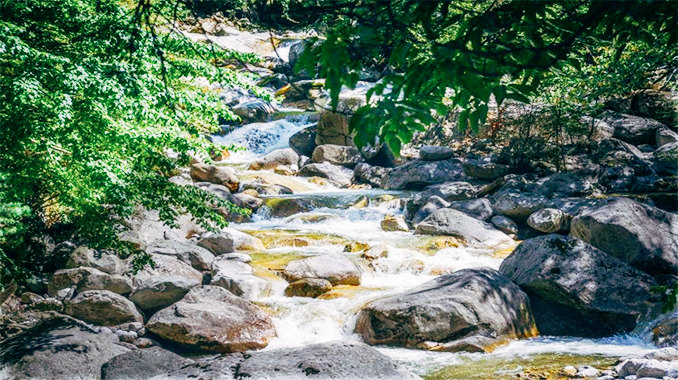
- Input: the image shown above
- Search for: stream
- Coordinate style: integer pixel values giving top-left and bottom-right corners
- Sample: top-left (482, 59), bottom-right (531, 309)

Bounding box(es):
top-left (214, 113), bottom-right (658, 378)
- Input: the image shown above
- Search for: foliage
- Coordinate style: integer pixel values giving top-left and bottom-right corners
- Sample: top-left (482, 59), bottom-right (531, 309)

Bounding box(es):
top-left (288, 0), bottom-right (677, 154)
top-left (0, 0), bottom-right (259, 288)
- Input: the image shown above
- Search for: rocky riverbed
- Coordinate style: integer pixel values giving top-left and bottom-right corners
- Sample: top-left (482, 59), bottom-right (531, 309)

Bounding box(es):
top-left (1, 17), bottom-right (677, 380)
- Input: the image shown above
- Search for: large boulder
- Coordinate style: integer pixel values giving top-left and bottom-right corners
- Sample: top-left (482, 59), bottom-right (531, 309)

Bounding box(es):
top-left (382, 159), bottom-right (466, 190)
top-left (652, 141), bottom-right (678, 175)
top-left (656, 127), bottom-right (678, 147)
top-left (248, 148), bottom-right (299, 170)
top-left (411, 195), bottom-right (450, 225)
top-left (490, 192), bottom-right (549, 221)
top-left (289, 125), bottom-right (317, 156)
top-left (462, 159), bottom-right (509, 180)
top-left (600, 111), bottom-right (665, 145)
top-left (129, 254), bottom-right (203, 311)
top-left (283, 254), bottom-right (361, 285)
top-left (412, 182), bottom-right (476, 206)
top-left (527, 208), bottom-right (566, 233)
top-left (66, 246), bottom-right (126, 275)
top-left (232, 99), bottom-right (275, 123)
top-left (189, 163), bottom-right (239, 192)
top-left (101, 346), bottom-right (194, 380)
top-left (197, 229), bottom-right (265, 255)
top-left (652, 316), bottom-right (678, 348)
top-left (311, 144), bottom-right (362, 168)
top-left (210, 257), bottom-right (270, 299)
top-left (419, 146), bottom-right (453, 161)
top-left (415, 208), bottom-right (514, 247)
top-left (299, 162), bottom-right (354, 187)
top-left (355, 268), bottom-right (536, 352)
top-left (448, 198), bottom-right (493, 221)
top-left (150, 342), bottom-right (419, 380)
top-left (528, 173), bottom-right (594, 198)
top-left (570, 198), bottom-right (678, 275)
top-left (314, 88), bottom-right (367, 146)
top-left (145, 286), bottom-right (276, 353)
top-left (0, 316), bottom-right (129, 380)
top-left (65, 290), bottom-right (144, 326)
top-left (499, 234), bottom-right (658, 337)
top-left (49, 267), bottom-right (131, 296)
top-left (354, 162), bottom-right (390, 188)
top-left (147, 240), bottom-right (215, 272)
top-left (285, 278), bottom-right (333, 298)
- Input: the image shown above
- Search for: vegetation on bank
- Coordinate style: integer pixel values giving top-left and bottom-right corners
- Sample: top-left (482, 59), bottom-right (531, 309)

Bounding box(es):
top-left (1, 0), bottom-right (676, 289)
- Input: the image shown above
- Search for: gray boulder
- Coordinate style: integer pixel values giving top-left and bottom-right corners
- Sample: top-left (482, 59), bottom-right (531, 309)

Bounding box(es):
top-left (656, 127), bottom-right (678, 147)
top-left (383, 159), bottom-right (467, 190)
top-left (232, 99), bottom-right (275, 122)
top-left (462, 159), bottom-right (509, 180)
top-left (66, 246), bottom-right (126, 275)
top-left (197, 229), bottom-right (265, 255)
top-left (355, 268), bottom-right (536, 351)
top-left (101, 346), bottom-right (193, 380)
top-left (151, 342), bottom-right (419, 380)
top-left (210, 257), bottom-right (270, 299)
top-left (652, 141), bottom-right (678, 175)
top-left (299, 162), bottom-right (354, 187)
top-left (311, 144), bottom-right (362, 168)
top-left (527, 208), bottom-right (566, 233)
top-left (130, 254), bottom-right (203, 311)
top-left (189, 163), bottom-right (239, 192)
top-left (0, 316), bottom-right (129, 380)
top-left (76, 270), bottom-right (133, 295)
top-left (419, 146), bottom-right (453, 161)
top-left (289, 125), bottom-right (317, 156)
top-left (354, 162), bottom-right (390, 188)
top-left (529, 173), bottom-right (594, 198)
top-left (600, 111), bottom-right (665, 145)
top-left (248, 148), bottom-right (299, 170)
top-left (147, 239), bottom-right (215, 271)
top-left (283, 254), bottom-right (361, 286)
top-left (65, 290), bottom-right (144, 326)
top-left (490, 192), bottom-right (549, 221)
top-left (499, 234), bottom-right (658, 337)
top-left (415, 208), bottom-right (514, 247)
top-left (449, 198), bottom-right (493, 221)
top-left (570, 198), bottom-right (678, 275)
top-left (411, 195), bottom-right (450, 225)
top-left (652, 316), bottom-right (678, 347)
top-left (145, 286), bottom-right (276, 353)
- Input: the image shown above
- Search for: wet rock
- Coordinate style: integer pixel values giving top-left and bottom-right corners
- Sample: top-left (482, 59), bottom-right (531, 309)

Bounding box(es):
top-left (66, 246), bottom-right (126, 275)
top-left (499, 234), bottom-right (658, 337)
top-left (600, 111), bottom-right (665, 145)
top-left (312, 144), bottom-right (363, 168)
top-left (652, 316), bottom-right (678, 347)
top-left (130, 254), bottom-right (203, 311)
top-left (101, 346), bottom-right (193, 380)
top-left (210, 257), bottom-right (270, 299)
top-left (570, 198), bottom-right (678, 275)
top-left (616, 349), bottom-right (678, 379)
top-left (145, 285), bottom-right (276, 353)
top-left (656, 127), bottom-right (678, 147)
top-left (527, 208), bottom-right (566, 233)
top-left (419, 146), bottom-right (453, 161)
top-left (412, 195), bottom-right (451, 225)
top-left (449, 198), bottom-right (493, 221)
top-left (491, 215), bottom-right (519, 235)
top-left (462, 159), bottom-right (510, 180)
top-left (490, 192), bottom-right (549, 221)
top-left (198, 229), bottom-right (265, 255)
top-left (354, 162), bottom-right (390, 188)
top-left (299, 162), bottom-right (354, 187)
top-left (283, 254), bottom-right (362, 286)
top-left (190, 163), bottom-right (239, 192)
top-left (285, 278), bottom-right (333, 298)
top-left (65, 290), bottom-right (144, 325)
top-left (289, 125), bottom-right (317, 156)
top-left (228, 192), bottom-right (264, 210)
top-left (415, 208), bottom-right (514, 247)
top-left (274, 164), bottom-right (297, 175)
top-left (266, 197), bottom-right (315, 217)
top-left (355, 268), bottom-right (536, 351)
top-left (248, 148), bottom-right (299, 170)
top-left (362, 243), bottom-right (389, 261)
top-left (383, 159), bottom-right (466, 190)
top-left (413, 181), bottom-right (477, 206)
top-left (220, 252), bottom-right (253, 263)
top-left (232, 99), bottom-right (275, 122)
top-left (147, 239), bottom-right (215, 272)
top-left (381, 215), bottom-right (409, 232)
top-left (0, 316), bottom-right (129, 380)
top-left (652, 141), bottom-right (678, 175)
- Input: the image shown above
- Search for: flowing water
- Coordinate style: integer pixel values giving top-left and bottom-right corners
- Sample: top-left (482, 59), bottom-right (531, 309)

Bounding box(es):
top-left (215, 114), bottom-right (658, 378)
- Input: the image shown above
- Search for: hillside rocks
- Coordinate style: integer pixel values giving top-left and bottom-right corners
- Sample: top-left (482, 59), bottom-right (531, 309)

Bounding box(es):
top-left (145, 286), bottom-right (276, 353)
top-left (355, 268), bottom-right (536, 352)
top-left (248, 148), bottom-right (299, 170)
top-left (415, 208), bottom-right (514, 247)
top-left (499, 234), bottom-right (658, 337)
top-left (299, 162), bottom-right (354, 186)
top-left (463, 159), bottom-right (509, 180)
top-left (601, 111), bottom-right (665, 145)
top-left (189, 163), bottom-right (239, 192)
top-left (382, 158), bottom-right (466, 189)
top-left (420, 145), bottom-right (453, 161)
top-left (65, 290), bottom-right (144, 326)
top-left (66, 246), bottom-right (126, 275)
top-left (0, 316), bottom-right (129, 380)
top-left (656, 127), bottom-right (678, 147)
top-left (48, 267), bottom-right (131, 296)
top-left (311, 144), bottom-right (362, 168)
top-left (570, 198), bottom-right (678, 275)
top-left (283, 254), bottom-right (361, 285)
